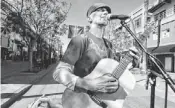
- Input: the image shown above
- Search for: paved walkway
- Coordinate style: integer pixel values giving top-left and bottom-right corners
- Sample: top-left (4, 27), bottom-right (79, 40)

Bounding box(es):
top-left (134, 73), bottom-right (175, 103)
top-left (1, 60), bottom-right (29, 83)
top-left (1, 61), bottom-right (175, 108)
top-left (1, 60), bottom-right (58, 107)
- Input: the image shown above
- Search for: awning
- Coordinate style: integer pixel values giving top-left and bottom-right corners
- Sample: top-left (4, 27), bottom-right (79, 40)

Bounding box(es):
top-left (148, 1), bottom-right (165, 13)
top-left (148, 0), bottom-right (171, 13)
top-left (148, 44), bottom-right (175, 54)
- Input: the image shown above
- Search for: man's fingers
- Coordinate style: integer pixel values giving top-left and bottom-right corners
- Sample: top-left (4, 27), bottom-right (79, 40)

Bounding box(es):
top-left (130, 52), bottom-right (139, 60)
top-left (129, 47), bottom-right (139, 56)
top-left (102, 74), bottom-right (116, 82)
top-left (105, 86), bottom-right (119, 90)
top-left (98, 86), bottom-right (119, 93)
top-left (106, 81), bottom-right (119, 87)
top-left (32, 97), bottom-right (50, 107)
top-left (38, 97), bottom-right (50, 102)
top-left (129, 47), bottom-right (138, 53)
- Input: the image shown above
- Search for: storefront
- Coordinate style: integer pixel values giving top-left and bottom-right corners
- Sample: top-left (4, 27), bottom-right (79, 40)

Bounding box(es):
top-left (147, 18), bottom-right (175, 73)
top-left (147, 0), bottom-right (175, 72)
top-left (148, 44), bottom-right (175, 72)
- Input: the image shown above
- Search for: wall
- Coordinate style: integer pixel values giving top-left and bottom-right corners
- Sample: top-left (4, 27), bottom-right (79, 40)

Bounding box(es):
top-left (129, 4), bottom-right (145, 34)
top-left (147, 1), bottom-right (175, 72)
top-left (147, 1), bottom-right (175, 48)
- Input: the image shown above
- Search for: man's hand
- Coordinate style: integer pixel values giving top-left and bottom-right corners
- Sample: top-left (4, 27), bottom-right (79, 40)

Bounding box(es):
top-left (28, 96), bottom-right (63, 108)
top-left (28, 96), bottom-right (50, 108)
top-left (77, 74), bottom-right (119, 93)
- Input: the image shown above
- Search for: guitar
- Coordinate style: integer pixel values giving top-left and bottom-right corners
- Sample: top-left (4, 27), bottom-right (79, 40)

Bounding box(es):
top-left (62, 53), bottom-right (136, 108)
top-left (62, 23), bottom-right (154, 108)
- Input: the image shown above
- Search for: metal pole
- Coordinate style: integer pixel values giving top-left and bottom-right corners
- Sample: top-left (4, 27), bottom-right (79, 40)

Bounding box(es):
top-left (150, 75), bottom-right (156, 108)
top-left (164, 81), bottom-right (168, 108)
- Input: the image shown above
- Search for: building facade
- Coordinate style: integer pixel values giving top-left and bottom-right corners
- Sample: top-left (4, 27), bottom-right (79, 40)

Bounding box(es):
top-left (147, 0), bottom-right (175, 72)
top-left (118, 0), bottom-right (175, 73)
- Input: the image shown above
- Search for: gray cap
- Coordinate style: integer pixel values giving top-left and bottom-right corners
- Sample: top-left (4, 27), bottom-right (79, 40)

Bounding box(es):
top-left (87, 3), bottom-right (111, 17)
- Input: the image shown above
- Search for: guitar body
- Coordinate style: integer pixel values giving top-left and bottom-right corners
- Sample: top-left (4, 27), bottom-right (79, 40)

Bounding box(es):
top-left (62, 58), bottom-right (136, 108)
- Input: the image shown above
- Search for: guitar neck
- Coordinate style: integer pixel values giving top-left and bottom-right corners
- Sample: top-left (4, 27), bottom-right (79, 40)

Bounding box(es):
top-left (112, 54), bottom-right (133, 79)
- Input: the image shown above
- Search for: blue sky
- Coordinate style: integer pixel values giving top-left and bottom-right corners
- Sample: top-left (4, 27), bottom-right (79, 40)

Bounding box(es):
top-left (64, 0), bottom-right (155, 26)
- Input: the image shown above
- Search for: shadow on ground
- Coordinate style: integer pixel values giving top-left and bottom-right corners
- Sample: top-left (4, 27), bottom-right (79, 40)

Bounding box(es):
top-left (1, 63), bottom-right (59, 85)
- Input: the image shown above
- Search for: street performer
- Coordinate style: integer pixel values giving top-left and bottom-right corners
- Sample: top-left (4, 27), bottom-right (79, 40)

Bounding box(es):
top-left (53, 3), bottom-right (139, 108)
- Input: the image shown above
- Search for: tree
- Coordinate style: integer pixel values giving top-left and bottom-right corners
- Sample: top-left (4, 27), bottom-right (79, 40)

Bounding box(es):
top-left (103, 20), bottom-right (134, 53)
top-left (111, 30), bottom-right (133, 52)
top-left (1, 0), bottom-right (71, 71)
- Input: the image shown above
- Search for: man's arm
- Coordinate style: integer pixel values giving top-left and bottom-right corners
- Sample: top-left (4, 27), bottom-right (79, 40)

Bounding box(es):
top-left (53, 36), bottom-right (86, 90)
top-left (53, 61), bottom-right (92, 91)
top-left (53, 61), bottom-right (79, 90)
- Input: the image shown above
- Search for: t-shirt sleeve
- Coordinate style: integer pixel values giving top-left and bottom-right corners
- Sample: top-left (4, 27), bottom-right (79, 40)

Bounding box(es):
top-left (61, 36), bottom-right (85, 65)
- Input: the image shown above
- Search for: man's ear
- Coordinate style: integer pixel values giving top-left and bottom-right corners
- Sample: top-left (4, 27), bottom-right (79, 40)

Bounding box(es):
top-left (87, 17), bottom-right (92, 23)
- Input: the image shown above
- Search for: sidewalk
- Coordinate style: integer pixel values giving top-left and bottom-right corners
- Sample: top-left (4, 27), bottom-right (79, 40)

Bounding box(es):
top-left (134, 73), bottom-right (175, 103)
top-left (1, 60), bottom-right (29, 83)
top-left (1, 61), bottom-right (175, 107)
top-left (1, 61), bottom-right (59, 107)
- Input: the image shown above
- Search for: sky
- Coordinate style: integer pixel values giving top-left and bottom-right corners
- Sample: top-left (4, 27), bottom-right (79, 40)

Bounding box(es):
top-left (64, 0), bottom-right (155, 26)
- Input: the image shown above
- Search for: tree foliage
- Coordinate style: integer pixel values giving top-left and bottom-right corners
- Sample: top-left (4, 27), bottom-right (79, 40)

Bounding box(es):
top-left (104, 21), bottom-right (133, 52)
top-left (1, 0), bottom-right (71, 71)
top-left (105, 20), bottom-right (154, 53)
top-left (112, 30), bottom-right (133, 52)
top-left (1, 0), bottom-right (71, 43)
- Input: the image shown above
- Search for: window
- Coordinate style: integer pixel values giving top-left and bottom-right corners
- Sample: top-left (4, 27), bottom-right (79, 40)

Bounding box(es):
top-left (166, 7), bottom-right (174, 17)
top-left (165, 57), bottom-right (172, 72)
top-left (147, 17), bottom-right (151, 22)
top-left (160, 10), bottom-right (166, 19)
top-left (135, 18), bottom-right (141, 28)
top-left (154, 10), bottom-right (166, 21)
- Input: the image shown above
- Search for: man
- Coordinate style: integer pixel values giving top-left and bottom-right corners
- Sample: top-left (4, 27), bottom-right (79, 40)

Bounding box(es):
top-left (53, 3), bottom-right (138, 108)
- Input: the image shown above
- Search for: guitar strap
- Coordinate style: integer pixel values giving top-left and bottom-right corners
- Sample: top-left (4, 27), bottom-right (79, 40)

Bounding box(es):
top-left (87, 90), bottom-right (107, 108)
top-left (102, 37), bottom-right (109, 49)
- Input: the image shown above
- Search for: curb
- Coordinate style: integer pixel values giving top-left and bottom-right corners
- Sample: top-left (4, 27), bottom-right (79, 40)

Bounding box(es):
top-left (1, 63), bottom-right (58, 108)
top-left (1, 85), bottom-right (33, 108)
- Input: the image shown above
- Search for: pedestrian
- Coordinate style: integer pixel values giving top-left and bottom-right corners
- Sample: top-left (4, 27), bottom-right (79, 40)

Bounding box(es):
top-left (59, 52), bottom-right (62, 60)
top-left (44, 55), bottom-right (49, 69)
top-left (53, 3), bottom-right (139, 108)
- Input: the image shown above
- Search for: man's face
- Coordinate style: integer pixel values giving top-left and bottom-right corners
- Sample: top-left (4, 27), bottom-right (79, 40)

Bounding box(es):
top-left (89, 7), bottom-right (109, 26)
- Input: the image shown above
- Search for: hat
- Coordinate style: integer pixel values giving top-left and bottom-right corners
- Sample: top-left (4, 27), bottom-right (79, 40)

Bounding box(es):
top-left (87, 3), bottom-right (111, 17)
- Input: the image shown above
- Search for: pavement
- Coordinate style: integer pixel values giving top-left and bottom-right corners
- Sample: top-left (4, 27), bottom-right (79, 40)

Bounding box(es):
top-left (1, 60), bottom-right (30, 83)
top-left (1, 60), bottom-right (59, 108)
top-left (134, 73), bottom-right (175, 103)
top-left (1, 60), bottom-right (175, 108)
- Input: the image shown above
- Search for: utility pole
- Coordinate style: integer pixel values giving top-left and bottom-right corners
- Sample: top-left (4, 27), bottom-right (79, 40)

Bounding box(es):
top-left (142, 0), bottom-right (149, 74)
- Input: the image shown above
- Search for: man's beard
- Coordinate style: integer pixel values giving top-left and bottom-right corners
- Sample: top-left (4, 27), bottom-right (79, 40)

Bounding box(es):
top-left (98, 22), bottom-right (108, 27)
top-left (97, 20), bottom-right (108, 26)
